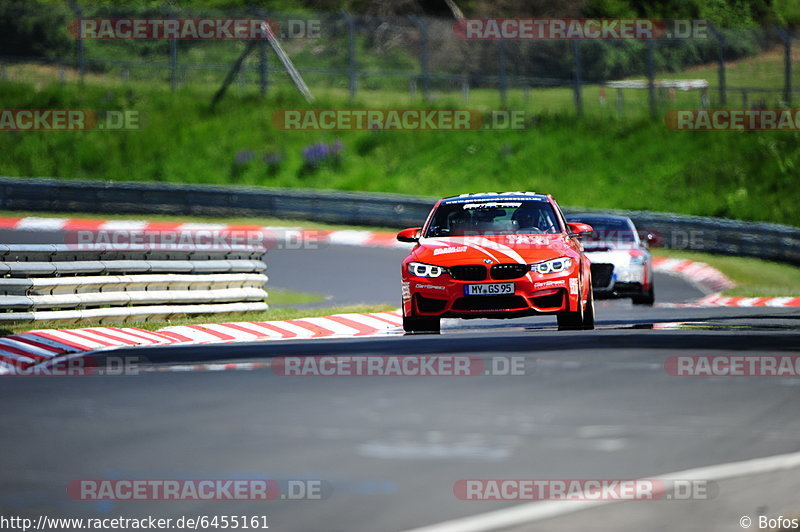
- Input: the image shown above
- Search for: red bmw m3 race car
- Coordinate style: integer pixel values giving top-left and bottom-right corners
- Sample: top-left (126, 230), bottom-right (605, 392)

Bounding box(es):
top-left (398, 192), bottom-right (596, 333)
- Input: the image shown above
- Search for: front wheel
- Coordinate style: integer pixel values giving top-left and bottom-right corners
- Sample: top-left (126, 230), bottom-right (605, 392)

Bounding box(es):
top-left (403, 316), bottom-right (440, 334)
top-left (581, 288), bottom-right (595, 330)
top-left (557, 287), bottom-right (595, 331)
top-left (632, 284), bottom-right (655, 306)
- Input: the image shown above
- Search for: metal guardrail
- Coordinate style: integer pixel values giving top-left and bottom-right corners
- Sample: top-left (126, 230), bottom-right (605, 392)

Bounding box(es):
top-left (0, 177), bottom-right (434, 229)
top-left (573, 209), bottom-right (800, 266)
top-left (1, 177), bottom-right (799, 265)
top-left (0, 243), bottom-right (268, 323)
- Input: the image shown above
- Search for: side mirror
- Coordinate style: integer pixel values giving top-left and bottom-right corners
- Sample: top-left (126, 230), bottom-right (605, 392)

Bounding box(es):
top-left (397, 227), bottom-right (422, 243)
top-left (566, 222), bottom-right (593, 237)
top-left (640, 230), bottom-right (662, 248)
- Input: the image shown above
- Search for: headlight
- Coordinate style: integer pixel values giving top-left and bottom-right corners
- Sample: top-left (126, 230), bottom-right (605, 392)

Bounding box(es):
top-left (530, 257), bottom-right (572, 274)
top-left (629, 250), bottom-right (647, 265)
top-left (408, 262), bottom-right (446, 278)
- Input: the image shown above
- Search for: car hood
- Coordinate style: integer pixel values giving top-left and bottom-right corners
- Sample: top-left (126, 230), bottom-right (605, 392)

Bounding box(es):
top-left (412, 234), bottom-right (576, 266)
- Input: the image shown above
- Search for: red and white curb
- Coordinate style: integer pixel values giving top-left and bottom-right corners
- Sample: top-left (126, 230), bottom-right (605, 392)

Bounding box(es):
top-left (651, 256), bottom-right (735, 294)
top-left (0, 310), bottom-right (403, 375)
top-left (652, 257), bottom-right (800, 308)
top-left (2, 216), bottom-right (800, 375)
top-left (693, 294), bottom-right (800, 307)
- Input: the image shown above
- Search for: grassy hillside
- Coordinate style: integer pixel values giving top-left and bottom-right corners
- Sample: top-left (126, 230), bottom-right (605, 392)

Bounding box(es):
top-left (1, 59), bottom-right (799, 227)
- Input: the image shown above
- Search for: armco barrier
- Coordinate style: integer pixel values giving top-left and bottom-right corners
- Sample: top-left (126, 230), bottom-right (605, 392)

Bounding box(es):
top-left (0, 244), bottom-right (268, 323)
top-left (1, 177), bottom-right (799, 265)
top-left (0, 176), bottom-right (434, 229)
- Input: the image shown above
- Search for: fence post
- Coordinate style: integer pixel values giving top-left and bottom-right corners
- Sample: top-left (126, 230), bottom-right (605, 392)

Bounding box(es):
top-left (647, 38), bottom-right (656, 118)
top-left (410, 16), bottom-right (430, 102)
top-left (775, 26), bottom-right (792, 106)
top-left (170, 39), bottom-right (178, 90)
top-left (168, 7), bottom-right (178, 91)
top-left (258, 10), bottom-right (269, 96)
top-left (785, 36), bottom-right (792, 106)
top-left (343, 12), bottom-right (357, 102)
top-left (498, 39), bottom-right (507, 106)
top-left (710, 26), bottom-right (726, 105)
top-left (72, 3), bottom-right (85, 84)
top-left (572, 40), bottom-right (583, 116)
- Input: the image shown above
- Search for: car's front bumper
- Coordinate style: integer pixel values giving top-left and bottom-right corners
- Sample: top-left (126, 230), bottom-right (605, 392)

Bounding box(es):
top-left (402, 272), bottom-right (582, 319)
top-left (588, 256), bottom-right (649, 297)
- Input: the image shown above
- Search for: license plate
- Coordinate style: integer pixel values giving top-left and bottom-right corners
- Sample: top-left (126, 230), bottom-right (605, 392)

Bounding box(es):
top-left (464, 283), bottom-right (514, 296)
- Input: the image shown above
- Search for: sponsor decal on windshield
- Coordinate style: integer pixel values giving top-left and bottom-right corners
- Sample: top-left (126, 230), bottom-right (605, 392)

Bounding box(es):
top-left (462, 202), bottom-right (522, 209)
top-left (505, 234), bottom-right (551, 246)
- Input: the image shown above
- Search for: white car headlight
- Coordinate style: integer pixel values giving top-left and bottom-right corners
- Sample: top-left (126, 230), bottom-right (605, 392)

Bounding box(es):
top-left (408, 262), bottom-right (446, 278)
top-left (530, 257), bottom-right (572, 274)
top-left (629, 250), bottom-right (648, 265)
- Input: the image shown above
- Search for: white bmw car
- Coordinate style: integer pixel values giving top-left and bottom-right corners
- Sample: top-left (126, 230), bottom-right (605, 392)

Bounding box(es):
top-left (566, 214), bottom-right (655, 305)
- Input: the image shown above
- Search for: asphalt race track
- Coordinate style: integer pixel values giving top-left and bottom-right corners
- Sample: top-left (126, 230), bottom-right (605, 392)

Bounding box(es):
top-left (2, 230), bottom-right (800, 531)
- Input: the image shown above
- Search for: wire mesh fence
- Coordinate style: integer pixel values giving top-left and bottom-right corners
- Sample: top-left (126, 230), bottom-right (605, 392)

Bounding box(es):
top-left (1, 2), bottom-right (798, 115)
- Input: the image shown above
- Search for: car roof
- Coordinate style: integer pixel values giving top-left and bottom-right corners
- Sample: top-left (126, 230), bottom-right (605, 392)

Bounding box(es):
top-left (566, 213), bottom-right (633, 224)
top-left (440, 192), bottom-right (549, 204)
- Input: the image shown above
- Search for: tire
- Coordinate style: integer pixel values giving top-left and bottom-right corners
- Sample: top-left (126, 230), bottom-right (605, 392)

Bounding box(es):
top-left (557, 294), bottom-right (584, 330)
top-left (558, 283), bottom-right (595, 331)
top-left (557, 310), bottom-right (582, 330)
top-left (582, 288), bottom-right (595, 330)
top-left (632, 284), bottom-right (655, 306)
top-left (403, 316), bottom-right (440, 334)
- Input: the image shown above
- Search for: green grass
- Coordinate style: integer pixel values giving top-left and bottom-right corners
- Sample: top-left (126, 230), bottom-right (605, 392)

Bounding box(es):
top-left (267, 287), bottom-right (325, 305)
top-left (653, 249), bottom-right (800, 297)
top-left (2, 47), bottom-right (800, 228)
top-left (0, 303), bottom-right (395, 336)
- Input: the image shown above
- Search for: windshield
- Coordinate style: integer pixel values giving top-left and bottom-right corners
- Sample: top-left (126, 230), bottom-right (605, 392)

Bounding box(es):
top-left (568, 217), bottom-right (638, 244)
top-left (426, 199), bottom-right (561, 237)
